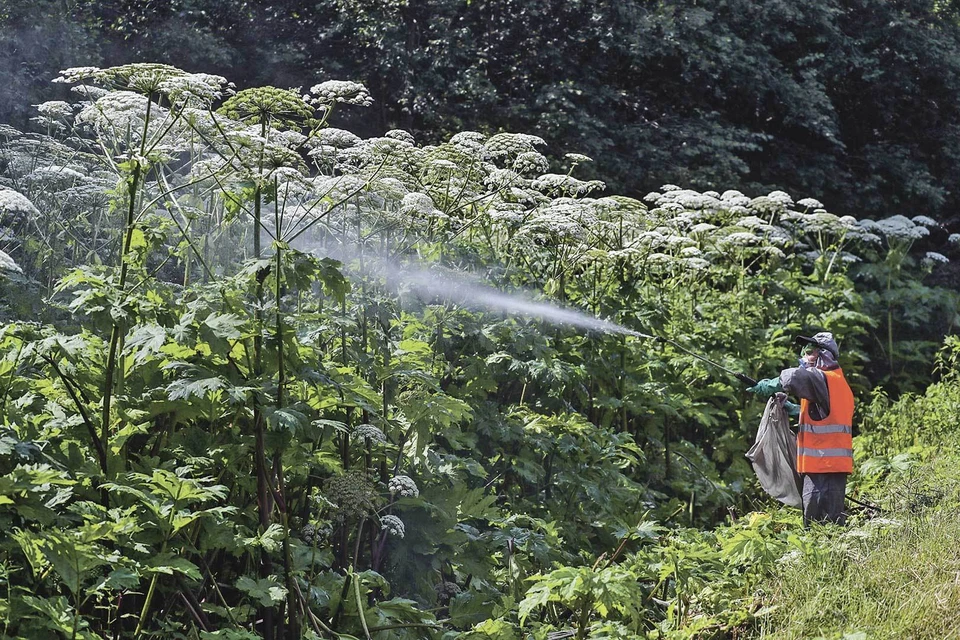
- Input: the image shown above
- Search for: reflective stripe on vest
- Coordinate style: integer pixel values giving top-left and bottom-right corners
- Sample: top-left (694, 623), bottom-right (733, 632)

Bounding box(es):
top-left (798, 424), bottom-right (852, 435)
top-left (797, 368), bottom-right (855, 474)
top-left (798, 447), bottom-right (854, 458)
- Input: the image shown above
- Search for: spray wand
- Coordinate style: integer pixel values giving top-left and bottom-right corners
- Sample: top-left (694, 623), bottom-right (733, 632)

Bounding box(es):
top-left (622, 330), bottom-right (758, 387)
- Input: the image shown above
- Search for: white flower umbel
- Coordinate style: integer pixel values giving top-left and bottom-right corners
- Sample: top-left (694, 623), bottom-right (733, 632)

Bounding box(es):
top-left (372, 177), bottom-right (409, 201)
top-left (923, 251), bottom-right (949, 265)
top-left (531, 173), bottom-right (604, 196)
top-left (308, 80), bottom-right (373, 107)
top-left (25, 166), bottom-right (86, 187)
top-left (450, 131), bottom-right (486, 145)
top-left (564, 152), bottom-right (593, 164)
top-left (911, 215), bottom-right (938, 227)
top-left (401, 193), bottom-right (440, 218)
top-left (749, 195), bottom-right (785, 215)
top-left (485, 133), bottom-right (546, 161)
top-left (70, 84), bottom-right (109, 100)
top-left (682, 257), bottom-right (711, 270)
top-left (873, 215), bottom-right (929, 241)
top-left (485, 168), bottom-right (523, 190)
top-left (949, 233), bottom-right (960, 244)
top-left (53, 66), bottom-right (102, 84)
top-left (0, 189), bottom-right (40, 223)
top-left (643, 192), bottom-right (663, 205)
top-left (380, 514), bottom-right (405, 538)
top-left (77, 91), bottom-right (171, 146)
top-left (736, 215), bottom-right (773, 230)
top-left (797, 197), bottom-right (824, 210)
top-left (689, 222), bottom-right (718, 235)
top-left (657, 189), bottom-right (719, 211)
top-left (384, 129), bottom-right (416, 145)
top-left (518, 202), bottom-right (593, 242)
top-left (513, 151), bottom-right (549, 175)
top-left (35, 100), bottom-right (73, 120)
top-left (719, 231), bottom-right (760, 248)
top-left (352, 424), bottom-right (386, 443)
top-left (159, 73), bottom-right (231, 107)
top-left (388, 475), bottom-right (419, 497)
top-left (799, 212), bottom-right (851, 235)
top-left (315, 128), bottom-right (362, 149)
top-left (0, 249), bottom-right (22, 274)
top-left (428, 158), bottom-right (458, 172)
top-left (767, 190), bottom-right (794, 207)
top-left (653, 202), bottom-right (685, 214)
top-left (721, 192), bottom-right (752, 208)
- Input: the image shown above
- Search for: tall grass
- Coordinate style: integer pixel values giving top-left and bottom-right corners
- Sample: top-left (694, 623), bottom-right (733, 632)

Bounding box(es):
top-left (752, 457), bottom-right (960, 639)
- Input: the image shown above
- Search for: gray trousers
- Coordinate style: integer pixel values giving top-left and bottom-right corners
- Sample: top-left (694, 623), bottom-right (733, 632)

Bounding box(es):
top-left (801, 473), bottom-right (847, 526)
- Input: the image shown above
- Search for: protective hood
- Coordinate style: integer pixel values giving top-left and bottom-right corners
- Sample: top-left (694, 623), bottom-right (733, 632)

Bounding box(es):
top-left (796, 331), bottom-right (840, 359)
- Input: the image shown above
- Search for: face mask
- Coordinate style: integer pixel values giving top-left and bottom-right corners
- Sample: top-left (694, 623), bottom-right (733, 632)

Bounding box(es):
top-left (799, 347), bottom-right (819, 368)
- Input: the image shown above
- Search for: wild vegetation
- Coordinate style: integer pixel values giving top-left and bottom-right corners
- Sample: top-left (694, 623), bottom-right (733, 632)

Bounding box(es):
top-left (0, 63), bottom-right (958, 639)
top-left (8, 0), bottom-right (960, 232)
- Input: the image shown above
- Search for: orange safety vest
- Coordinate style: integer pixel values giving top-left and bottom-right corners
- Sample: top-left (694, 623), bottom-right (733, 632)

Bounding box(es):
top-left (797, 368), bottom-right (854, 474)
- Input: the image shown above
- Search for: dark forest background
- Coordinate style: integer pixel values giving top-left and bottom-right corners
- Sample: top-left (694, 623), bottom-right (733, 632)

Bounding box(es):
top-left (5, 0), bottom-right (960, 228)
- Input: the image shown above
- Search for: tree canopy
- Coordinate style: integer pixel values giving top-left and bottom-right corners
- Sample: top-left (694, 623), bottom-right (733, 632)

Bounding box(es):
top-left (6, 0), bottom-right (960, 226)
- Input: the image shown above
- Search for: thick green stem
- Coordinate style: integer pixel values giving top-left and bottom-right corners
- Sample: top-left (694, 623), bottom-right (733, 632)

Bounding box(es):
top-left (100, 160), bottom-right (142, 477)
top-left (134, 481), bottom-right (180, 638)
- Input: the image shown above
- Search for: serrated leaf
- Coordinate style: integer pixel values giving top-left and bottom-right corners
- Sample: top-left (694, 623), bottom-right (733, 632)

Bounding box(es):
top-left (166, 377), bottom-right (227, 401)
top-left (146, 553), bottom-right (201, 580)
top-left (265, 407), bottom-right (308, 433)
top-left (203, 313), bottom-right (244, 339)
top-left (240, 522), bottom-right (285, 552)
top-left (124, 323), bottom-right (166, 364)
top-left (236, 575), bottom-right (287, 607)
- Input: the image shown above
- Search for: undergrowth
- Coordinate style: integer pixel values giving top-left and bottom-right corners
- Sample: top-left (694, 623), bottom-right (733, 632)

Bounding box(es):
top-left (752, 456), bottom-right (960, 640)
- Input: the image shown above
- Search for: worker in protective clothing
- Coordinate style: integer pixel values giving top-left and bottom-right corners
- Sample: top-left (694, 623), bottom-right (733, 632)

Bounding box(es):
top-left (748, 332), bottom-right (855, 526)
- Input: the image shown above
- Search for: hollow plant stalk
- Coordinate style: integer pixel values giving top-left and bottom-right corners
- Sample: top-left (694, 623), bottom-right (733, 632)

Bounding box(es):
top-left (101, 95), bottom-right (152, 478)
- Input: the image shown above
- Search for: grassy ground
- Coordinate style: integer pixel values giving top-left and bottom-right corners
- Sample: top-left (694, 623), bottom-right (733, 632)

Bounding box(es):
top-left (749, 456), bottom-right (960, 639)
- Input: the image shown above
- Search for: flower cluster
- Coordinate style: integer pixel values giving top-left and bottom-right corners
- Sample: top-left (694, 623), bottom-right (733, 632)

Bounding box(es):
top-left (861, 215), bottom-right (930, 242)
top-left (401, 193), bottom-right (441, 219)
top-left (384, 129), bottom-right (415, 145)
top-left (923, 251), bottom-right (949, 265)
top-left (564, 153), bottom-right (593, 164)
top-left (0, 249), bottom-right (21, 274)
top-left (388, 475), bottom-right (419, 497)
top-left (76, 91), bottom-right (159, 138)
top-left (380, 514), bottom-right (405, 538)
top-left (352, 423), bottom-right (386, 443)
top-left (531, 174), bottom-right (605, 196)
top-left (316, 128), bottom-right (361, 149)
top-left (308, 80), bottom-right (373, 107)
top-left (53, 66), bottom-right (102, 84)
top-left (434, 581), bottom-right (462, 603)
top-left (323, 471), bottom-right (379, 521)
top-left (0, 189), bottom-right (41, 224)
top-left (485, 132), bottom-right (546, 161)
top-left (25, 166), bottom-right (85, 187)
top-left (797, 197), bottom-right (824, 210)
top-left (33, 101), bottom-right (73, 127)
top-left (511, 151), bottom-right (547, 175)
top-left (159, 73), bottom-right (232, 107)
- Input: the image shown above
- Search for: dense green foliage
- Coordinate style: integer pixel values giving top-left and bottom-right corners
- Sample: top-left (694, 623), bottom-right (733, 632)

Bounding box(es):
top-left (8, 0), bottom-right (960, 233)
top-left (0, 64), bottom-right (957, 639)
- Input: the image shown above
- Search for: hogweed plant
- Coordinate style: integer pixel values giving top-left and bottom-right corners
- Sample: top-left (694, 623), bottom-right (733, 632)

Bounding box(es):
top-left (0, 62), bottom-right (956, 640)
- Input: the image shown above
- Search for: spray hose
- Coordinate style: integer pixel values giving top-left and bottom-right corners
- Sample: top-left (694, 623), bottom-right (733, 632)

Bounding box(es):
top-left (625, 330), bottom-right (758, 387)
